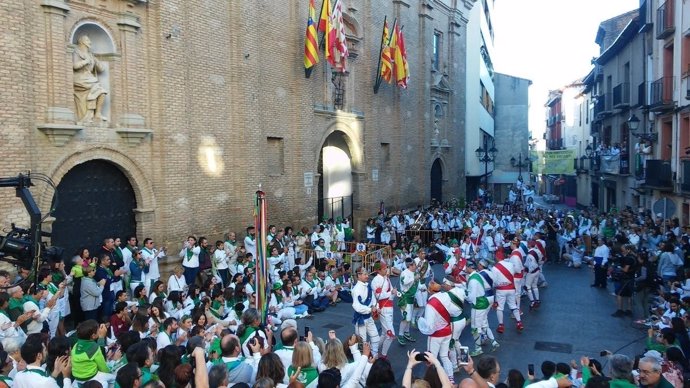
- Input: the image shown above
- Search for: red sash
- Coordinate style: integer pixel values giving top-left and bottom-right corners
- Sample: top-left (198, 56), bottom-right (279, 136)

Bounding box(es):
top-left (376, 278), bottom-right (393, 308)
top-left (495, 262), bottom-right (515, 291)
top-left (378, 299), bottom-right (393, 308)
top-left (428, 297), bottom-right (452, 337)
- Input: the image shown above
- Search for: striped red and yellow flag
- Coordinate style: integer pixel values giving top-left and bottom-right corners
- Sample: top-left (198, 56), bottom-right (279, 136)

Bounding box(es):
top-left (380, 20), bottom-right (392, 83)
top-left (304, 0), bottom-right (319, 78)
top-left (393, 24), bottom-right (409, 88)
top-left (318, 0), bottom-right (330, 33)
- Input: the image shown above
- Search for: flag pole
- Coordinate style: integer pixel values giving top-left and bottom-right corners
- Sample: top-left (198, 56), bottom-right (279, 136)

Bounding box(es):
top-left (317, 0), bottom-right (328, 50)
top-left (373, 16), bottom-right (388, 94)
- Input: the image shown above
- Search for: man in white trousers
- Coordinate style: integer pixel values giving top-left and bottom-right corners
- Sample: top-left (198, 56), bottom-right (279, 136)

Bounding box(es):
top-left (351, 266), bottom-right (380, 357)
top-left (466, 260), bottom-right (499, 356)
top-left (507, 238), bottom-right (525, 314)
top-left (524, 240), bottom-right (542, 310)
top-left (371, 260), bottom-right (395, 358)
top-left (492, 239), bottom-right (524, 334)
top-left (417, 281), bottom-right (457, 384)
top-left (442, 276), bottom-right (468, 373)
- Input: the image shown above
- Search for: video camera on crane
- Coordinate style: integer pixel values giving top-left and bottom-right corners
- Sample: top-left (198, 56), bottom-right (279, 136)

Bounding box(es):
top-left (0, 173), bottom-right (63, 270)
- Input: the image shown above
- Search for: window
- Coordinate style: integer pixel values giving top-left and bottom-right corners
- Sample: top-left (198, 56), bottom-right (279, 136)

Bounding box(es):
top-left (267, 137), bottom-right (284, 175)
top-left (381, 143), bottom-right (390, 171)
top-left (479, 81), bottom-right (494, 115)
top-left (680, 36), bottom-right (690, 77)
top-left (432, 32), bottom-right (442, 70)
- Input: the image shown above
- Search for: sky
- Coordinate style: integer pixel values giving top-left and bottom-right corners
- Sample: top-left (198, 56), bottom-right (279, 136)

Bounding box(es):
top-left (492, 0), bottom-right (640, 137)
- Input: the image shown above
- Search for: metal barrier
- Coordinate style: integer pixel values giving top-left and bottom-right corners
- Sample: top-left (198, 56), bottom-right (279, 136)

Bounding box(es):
top-left (404, 230), bottom-right (466, 246)
top-left (298, 243), bottom-right (392, 275)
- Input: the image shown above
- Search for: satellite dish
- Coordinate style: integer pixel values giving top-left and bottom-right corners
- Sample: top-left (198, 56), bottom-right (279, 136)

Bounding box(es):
top-left (652, 198), bottom-right (676, 219)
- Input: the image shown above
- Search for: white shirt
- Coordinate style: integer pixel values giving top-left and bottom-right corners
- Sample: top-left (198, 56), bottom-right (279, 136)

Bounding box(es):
top-left (143, 247), bottom-right (164, 279)
top-left (14, 366), bottom-right (70, 388)
top-left (179, 246), bottom-right (200, 269)
top-left (156, 330), bottom-right (173, 350)
top-left (244, 236), bottom-right (257, 259)
top-left (593, 244), bottom-right (611, 265)
top-left (167, 274), bottom-right (188, 293)
top-left (214, 249), bottom-right (229, 270)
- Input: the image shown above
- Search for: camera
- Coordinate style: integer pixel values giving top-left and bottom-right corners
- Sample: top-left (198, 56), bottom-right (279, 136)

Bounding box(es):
top-left (0, 224), bottom-right (63, 265)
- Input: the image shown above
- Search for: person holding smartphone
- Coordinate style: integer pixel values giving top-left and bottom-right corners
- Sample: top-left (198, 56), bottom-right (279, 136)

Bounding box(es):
top-left (403, 350), bottom-right (453, 388)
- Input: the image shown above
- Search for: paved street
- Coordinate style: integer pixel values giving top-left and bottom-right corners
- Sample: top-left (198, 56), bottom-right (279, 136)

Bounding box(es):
top-left (303, 260), bottom-right (646, 383)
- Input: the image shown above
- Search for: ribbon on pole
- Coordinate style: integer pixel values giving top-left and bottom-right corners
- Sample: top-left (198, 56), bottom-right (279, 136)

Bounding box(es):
top-left (254, 189), bottom-right (269, 325)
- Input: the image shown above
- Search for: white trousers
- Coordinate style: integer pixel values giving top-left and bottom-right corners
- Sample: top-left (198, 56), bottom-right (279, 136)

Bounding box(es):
top-left (355, 317), bottom-right (380, 356)
top-left (427, 335), bottom-right (453, 381)
top-left (525, 271), bottom-right (540, 301)
top-left (378, 307), bottom-right (395, 356)
top-left (514, 276), bottom-right (525, 310)
top-left (495, 289), bottom-right (519, 324)
top-left (73, 371), bottom-right (115, 388)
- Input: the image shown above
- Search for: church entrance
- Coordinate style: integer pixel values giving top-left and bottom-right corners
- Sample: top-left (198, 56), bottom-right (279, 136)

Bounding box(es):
top-left (318, 131), bottom-right (353, 223)
top-left (431, 159), bottom-right (443, 203)
top-left (52, 160), bottom-right (137, 260)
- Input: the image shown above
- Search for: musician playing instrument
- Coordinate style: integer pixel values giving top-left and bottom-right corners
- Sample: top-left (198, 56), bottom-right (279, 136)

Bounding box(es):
top-left (351, 266), bottom-right (380, 357)
top-left (371, 260), bottom-right (395, 358)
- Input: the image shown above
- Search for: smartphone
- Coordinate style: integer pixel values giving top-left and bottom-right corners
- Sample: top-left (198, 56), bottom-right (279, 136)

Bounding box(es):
top-left (415, 353), bottom-right (428, 362)
top-left (305, 326), bottom-right (311, 337)
top-left (528, 364), bottom-right (535, 375)
top-left (458, 346), bottom-right (469, 365)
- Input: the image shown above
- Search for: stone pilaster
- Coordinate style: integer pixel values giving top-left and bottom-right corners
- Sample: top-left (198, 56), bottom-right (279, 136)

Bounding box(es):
top-left (39, 0), bottom-right (82, 146)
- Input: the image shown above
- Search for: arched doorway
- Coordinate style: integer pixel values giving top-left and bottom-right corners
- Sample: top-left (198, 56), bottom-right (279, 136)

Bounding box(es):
top-left (431, 159), bottom-right (443, 203)
top-left (52, 160), bottom-right (137, 261)
top-left (318, 132), bottom-right (353, 222)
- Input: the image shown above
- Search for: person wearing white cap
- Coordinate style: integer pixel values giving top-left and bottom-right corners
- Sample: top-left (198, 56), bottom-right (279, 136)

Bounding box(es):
top-left (492, 239), bottom-right (524, 334)
top-left (417, 281), bottom-right (456, 384)
top-left (466, 260), bottom-right (498, 356)
top-left (371, 260), bottom-right (395, 358)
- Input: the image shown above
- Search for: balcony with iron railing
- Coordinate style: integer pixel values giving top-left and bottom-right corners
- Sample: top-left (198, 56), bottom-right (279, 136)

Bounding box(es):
top-left (597, 152), bottom-right (630, 175)
top-left (640, 160), bottom-right (673, 190)
top-left (637, 82), bottom-right (646, 106)
top-left (656, 0), bottom-right (675, 39)
top-left (592, 95), bottom-right (605, 118)
top-left (612, 82), bottom-right (630, 109)
top-left (604, 92), bottom-right (613, 113)
top-left (650, 76), bottom-right (675, 111)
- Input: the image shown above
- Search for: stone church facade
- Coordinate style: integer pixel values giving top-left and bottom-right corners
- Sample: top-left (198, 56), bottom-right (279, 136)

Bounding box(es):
top-left (0, 0), bottom-right (474, 258)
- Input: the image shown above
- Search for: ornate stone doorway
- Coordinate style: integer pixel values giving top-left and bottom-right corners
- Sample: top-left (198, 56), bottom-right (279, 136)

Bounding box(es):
top-left (318, 131), bottom-right (353, 222)
top-left (52, 160), bottom-right (137, 260)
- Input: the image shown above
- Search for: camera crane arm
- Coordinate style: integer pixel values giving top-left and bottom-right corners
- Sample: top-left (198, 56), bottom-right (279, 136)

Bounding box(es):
top-left (0, 174), bottom-right (42, 256)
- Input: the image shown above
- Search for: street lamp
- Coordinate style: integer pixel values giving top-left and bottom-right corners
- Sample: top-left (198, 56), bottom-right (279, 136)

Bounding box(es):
top-left (475, 138), bottom-right (498, 186)
top-left (510, 152), bottom-right (531, 182)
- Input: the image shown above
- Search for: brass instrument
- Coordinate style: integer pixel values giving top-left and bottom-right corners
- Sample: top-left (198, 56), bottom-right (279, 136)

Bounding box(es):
top-left (409, 212), bottom-right (426, 231)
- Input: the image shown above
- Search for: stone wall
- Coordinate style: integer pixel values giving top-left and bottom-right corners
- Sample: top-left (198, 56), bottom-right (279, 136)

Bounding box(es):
top-left (0, 0), bottom-right (472, 273)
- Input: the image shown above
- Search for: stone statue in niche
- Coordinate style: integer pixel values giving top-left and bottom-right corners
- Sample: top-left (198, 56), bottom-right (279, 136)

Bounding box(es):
top-left (73, 35), bottom-right (108, 123)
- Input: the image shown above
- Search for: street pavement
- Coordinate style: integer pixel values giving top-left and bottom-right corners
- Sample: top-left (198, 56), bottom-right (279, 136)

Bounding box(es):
top-left (300, 261), bottom-right (647, 384)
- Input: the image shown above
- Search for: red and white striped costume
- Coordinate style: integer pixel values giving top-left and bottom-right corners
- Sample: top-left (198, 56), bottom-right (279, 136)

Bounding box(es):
top-left (418, 291), bottom-right (462, 382)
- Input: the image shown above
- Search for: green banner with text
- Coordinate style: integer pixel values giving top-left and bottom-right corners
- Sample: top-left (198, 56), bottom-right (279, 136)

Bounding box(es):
top-left (530, 149), bottom-right (576, 175)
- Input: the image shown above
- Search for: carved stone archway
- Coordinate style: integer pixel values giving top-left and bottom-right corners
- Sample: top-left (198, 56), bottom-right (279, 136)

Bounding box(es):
top-left (39, 148), bottom-right (156, 239)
